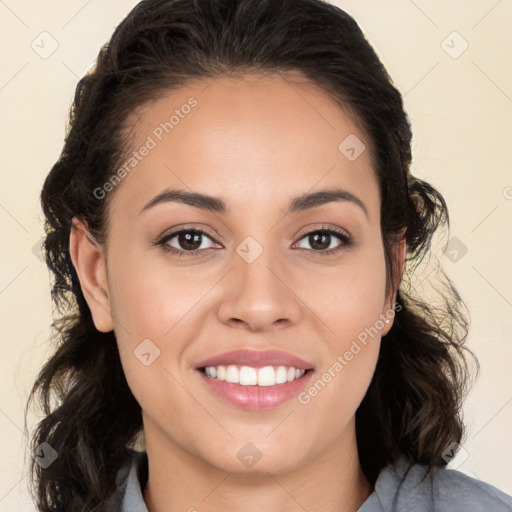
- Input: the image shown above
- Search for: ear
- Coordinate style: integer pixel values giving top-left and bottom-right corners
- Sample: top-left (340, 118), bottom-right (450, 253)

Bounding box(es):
top-left (380, 228), bottom-right (407, 336)
top-left (69, 217), bottom-right (114, 332)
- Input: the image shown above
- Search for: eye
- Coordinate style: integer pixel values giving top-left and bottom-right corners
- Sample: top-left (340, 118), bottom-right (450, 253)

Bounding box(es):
top-left (155, 224), bottom-right (353, 258)
top-left (156, 227), bottom-right (220, 257)
top-left (294, 225), bottom-right (352, 255)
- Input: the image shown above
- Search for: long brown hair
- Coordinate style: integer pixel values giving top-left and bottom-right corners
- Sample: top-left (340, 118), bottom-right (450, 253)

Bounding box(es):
top-left (26, 0), bottom-right (477, 510)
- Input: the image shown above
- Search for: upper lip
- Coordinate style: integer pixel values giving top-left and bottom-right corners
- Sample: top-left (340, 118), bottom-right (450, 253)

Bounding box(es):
top-left (195, 349), bottom-right (314, 370)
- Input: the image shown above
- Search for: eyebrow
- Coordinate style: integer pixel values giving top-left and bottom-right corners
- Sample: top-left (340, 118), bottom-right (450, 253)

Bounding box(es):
top-left (139, 186), bottom-right (368, 217)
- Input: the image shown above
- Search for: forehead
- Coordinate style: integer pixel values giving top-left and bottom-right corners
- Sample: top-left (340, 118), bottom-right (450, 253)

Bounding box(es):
top-left (108, 73), bottom-right (379, 221)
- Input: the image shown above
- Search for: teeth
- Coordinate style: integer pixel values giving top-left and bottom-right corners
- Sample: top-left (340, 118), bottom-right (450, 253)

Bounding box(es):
top-left (227, 365), bottom-right (242, 384)
top-left (203, 365), bottom-right (307, 386)
top-left (275, 366), bottom-right (288, 384)
top-left (257, 366), bottom-right (275, 386)
top-left (239, 366), bottom-right (257, 385)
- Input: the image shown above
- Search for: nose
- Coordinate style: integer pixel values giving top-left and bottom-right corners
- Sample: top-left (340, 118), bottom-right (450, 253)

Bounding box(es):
top-left (217, 245), bottom-right (302, 332)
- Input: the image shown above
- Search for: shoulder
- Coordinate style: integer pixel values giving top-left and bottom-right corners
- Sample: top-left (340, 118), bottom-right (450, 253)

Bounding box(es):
top-left (107, 449), bottom-right (149, 512)
top-left (367, 453), bottom-right (512, 512)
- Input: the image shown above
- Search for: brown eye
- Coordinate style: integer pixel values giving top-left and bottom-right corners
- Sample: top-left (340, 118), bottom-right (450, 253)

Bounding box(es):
top-left (174, 231), bottom-right (204, 251)
top-left (296, 228), bottom-right (351, 253)
top-left (307, 232), bottom-right (334, 251)
top-left (158, 228), bottom-right (218, 256)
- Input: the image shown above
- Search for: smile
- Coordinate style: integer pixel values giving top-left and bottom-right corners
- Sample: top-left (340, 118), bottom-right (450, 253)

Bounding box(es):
top-left (201, 364), bottom-right (308, 386)
top-left (197, 365), bottom-right (314, 410)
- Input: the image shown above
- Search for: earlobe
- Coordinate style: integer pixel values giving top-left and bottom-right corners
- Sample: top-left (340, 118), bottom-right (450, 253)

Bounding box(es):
top-left (69, 218), bottom-right (114, 333)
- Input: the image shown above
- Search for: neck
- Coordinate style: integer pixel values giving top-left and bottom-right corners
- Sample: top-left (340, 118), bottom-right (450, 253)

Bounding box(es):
top-left (142, 417), bottom-right (373, 512)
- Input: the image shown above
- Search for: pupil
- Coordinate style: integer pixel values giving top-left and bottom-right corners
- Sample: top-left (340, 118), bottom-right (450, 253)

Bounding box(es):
top-left (310, 232), bottom-right (330, 250)
top-left (179, 231), bottom-right (201, 250)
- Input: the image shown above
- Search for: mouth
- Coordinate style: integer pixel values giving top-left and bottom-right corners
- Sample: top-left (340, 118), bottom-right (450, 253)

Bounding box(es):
top-left (194, 349), bottom-right (315, 410)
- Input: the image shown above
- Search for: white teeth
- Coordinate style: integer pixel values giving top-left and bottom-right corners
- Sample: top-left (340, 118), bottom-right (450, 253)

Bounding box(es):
top-left (239, 366), bottom-right (257, 385)
top-left (217, 365), bottom-right (226, 380)
top-left (203, 364), bottom-right (307, 386)
top-left (275, 366), bottom-right (288, 384)
top-left (257, 366), bottom-right (276, 386)
top-left (225, 365), bottom-right (239, 383)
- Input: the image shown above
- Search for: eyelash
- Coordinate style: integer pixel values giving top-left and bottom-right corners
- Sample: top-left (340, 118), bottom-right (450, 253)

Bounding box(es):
top-left (155, 224), bottom-right (353, 258)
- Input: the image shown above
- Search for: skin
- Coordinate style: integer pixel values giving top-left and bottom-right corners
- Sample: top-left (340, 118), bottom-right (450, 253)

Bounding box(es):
top-left (69, 73), bottom-right (405, 512)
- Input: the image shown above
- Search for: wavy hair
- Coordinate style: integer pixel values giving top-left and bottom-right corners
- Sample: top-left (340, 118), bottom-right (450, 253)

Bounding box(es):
top-left (25, 0), bottom-right (477, 510)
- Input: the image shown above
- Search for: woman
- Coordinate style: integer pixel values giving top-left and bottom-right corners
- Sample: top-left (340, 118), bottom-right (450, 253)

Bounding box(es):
top-left (26, 0), bottom-right (512, 511)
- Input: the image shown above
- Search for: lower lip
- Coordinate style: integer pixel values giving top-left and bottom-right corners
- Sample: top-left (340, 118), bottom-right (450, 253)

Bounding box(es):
top-left (197, 370), bottom-right (314, 410)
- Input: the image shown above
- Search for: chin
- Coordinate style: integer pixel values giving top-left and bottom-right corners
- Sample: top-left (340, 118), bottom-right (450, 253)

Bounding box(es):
top-left (199, 437), bottom-right (305, 476)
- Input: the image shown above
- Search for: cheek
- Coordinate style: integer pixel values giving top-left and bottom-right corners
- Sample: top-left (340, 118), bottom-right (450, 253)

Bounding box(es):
top-left (107, 254), bottom-right (209, 423)
top-left (108, 248), bottom-right (216, 338)
top-left (301, 243), bottom-right (387, 404)
top-left (107, 248), bottom-right (229, 404)
top-left (311, 243), bottom-right (388, 345)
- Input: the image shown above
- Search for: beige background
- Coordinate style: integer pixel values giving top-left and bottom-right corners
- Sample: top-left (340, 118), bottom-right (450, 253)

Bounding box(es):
top-left (1, 0), bottom-right (511, 509)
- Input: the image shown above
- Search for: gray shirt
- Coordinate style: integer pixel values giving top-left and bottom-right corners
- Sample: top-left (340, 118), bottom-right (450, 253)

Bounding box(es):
top-left (109, 450), bottom-right (512, 511)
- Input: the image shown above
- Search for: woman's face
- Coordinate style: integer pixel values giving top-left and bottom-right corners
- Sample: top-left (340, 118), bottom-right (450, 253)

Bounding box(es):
top-left (79, 73), bottom-right (399, 474)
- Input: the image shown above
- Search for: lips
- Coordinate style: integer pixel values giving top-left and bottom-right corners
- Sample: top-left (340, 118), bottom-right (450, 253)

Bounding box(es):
top-left (198, 369), bottom-right (314, 410)
top-left (195, 349), bottom-right (315, 370)
top-left (194, 349), bottom-right (315, 410)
